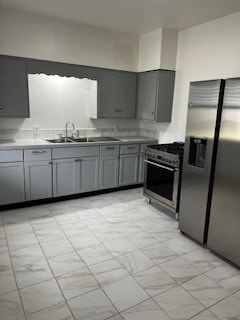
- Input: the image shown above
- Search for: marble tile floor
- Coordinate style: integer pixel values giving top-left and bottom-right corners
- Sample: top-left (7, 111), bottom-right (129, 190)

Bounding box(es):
top-left (0, 188), bottom-right (240, 320)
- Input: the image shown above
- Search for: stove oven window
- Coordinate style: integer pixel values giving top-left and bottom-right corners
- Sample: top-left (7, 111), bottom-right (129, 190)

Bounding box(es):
top-left (146, 160), bottom-right (174, 201)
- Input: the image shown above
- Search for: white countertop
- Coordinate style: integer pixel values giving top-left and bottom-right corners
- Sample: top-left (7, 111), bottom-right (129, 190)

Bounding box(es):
top-left (0, 136), bottom-right (158, 150)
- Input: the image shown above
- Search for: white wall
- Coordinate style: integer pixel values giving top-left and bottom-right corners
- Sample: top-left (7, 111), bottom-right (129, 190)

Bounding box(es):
top-left (1, 8), bottom-right (240, 141)
top-left (0, 8), bottom-right (139, 71)
top-left (137, 28), bottom-right (178, 72)
top-left (0, 8), bottom-right (140, 133)
top-left (160, 29), bottom-right (178, 70)
top-left (155, 10), bottom-right (240, 143)
top-left (0, 74), bottom-right (139, 132)
top-left (138, 29), bottom-right (162, 72)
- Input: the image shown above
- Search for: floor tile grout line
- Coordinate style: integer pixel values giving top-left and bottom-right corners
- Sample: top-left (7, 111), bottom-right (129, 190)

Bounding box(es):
top-left (26, 212), bottom-right (77, 320)
top-left (2, 189), bottom-right (240, 320)
top-left (178, 279), bottom-right (234, 313)
top-left (2, 211), bottom-right (29, 320)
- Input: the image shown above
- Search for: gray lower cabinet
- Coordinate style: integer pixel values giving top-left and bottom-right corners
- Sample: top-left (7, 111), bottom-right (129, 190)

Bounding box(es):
top-left (76, 157), bottom-right (99, 193)
top-left (99, 155), bottom-right (119, 189)
top-left (53, 157), bottom-right (99, 196)
top-left (137, 69), bottom-right (175, 122)
top-left (0, 162), bottom-right (25, 205)
top-left (24, 161), bottom-right (52, 201)
top-left (52, 159), bottom-right (77, 197)
top-left (119, 154), bottom-right (139, 186)
top-left (139, 144), bottom-right (149, 183)
top-left (139, 154), bottom-right (145, 183)
top-left (0, 56), bottom-right (29, 118)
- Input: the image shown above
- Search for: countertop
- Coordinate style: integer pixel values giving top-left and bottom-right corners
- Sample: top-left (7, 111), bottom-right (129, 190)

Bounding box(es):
top-left (0, 136), bottom-right (158, 150)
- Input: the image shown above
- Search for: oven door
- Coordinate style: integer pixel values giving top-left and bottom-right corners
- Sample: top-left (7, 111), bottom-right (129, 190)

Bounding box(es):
top-left (143, 158), bottom-right (179, 210)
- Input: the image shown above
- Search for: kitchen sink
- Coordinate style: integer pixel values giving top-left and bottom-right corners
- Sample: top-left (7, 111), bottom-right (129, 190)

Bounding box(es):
top-left (47, 136), bottom-right (120, 144)
top-left (70, 138), bottom-right (95, 142)
top-left (91, 137), bottom-right (120, 142)
top-left (47, 138), bottom-right (73, 143)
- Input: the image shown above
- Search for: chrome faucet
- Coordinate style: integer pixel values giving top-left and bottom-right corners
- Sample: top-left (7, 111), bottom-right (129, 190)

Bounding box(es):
top-left (65, 121), bottom-right (75, 137)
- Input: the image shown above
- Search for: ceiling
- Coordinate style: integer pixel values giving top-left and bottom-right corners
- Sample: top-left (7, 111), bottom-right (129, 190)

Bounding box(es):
top-left (1, 0), bottom-right (240, 35)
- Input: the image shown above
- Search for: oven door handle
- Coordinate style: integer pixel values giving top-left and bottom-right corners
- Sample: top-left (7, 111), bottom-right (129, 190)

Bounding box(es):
top-left (144, 159), bottom-right (179, 172)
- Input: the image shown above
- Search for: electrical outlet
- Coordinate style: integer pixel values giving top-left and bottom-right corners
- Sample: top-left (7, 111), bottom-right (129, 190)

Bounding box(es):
top-left (33, 125), bottom-right (40, 136)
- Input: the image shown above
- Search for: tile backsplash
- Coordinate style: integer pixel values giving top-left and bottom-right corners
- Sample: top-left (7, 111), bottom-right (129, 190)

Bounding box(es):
top-left (0, 127), bottom-right (159, 141)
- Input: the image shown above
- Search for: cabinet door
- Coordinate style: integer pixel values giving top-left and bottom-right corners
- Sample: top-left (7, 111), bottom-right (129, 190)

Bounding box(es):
top-left (52, 159), bottom-right (77, 197)
top-left (0, 162), bottom-right (25, 205)
top-left (118, 72), bottom-right (137, 118)
top-left (99, 155), bottom-right (119, 189)
top-left (137, 71), bottom-right (158, 121)
top-left (76, 157), bottom-right (99, 193)
top-left (139, 154), bottom-right (145, 184)
top-left (98, 70), bottom-right (118, 118)
top-left (25, 161), bottom-right (52, 201)
top-left (0, 57), bottom-right (29, 118)
top-left (156, 70), bottom-right (175, 122)
top-left (119, 154), bottom-right (139, 186)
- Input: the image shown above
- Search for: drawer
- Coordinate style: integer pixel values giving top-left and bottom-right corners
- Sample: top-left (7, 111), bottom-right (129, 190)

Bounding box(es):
top-left (52, 146), bottom-right (99, 159)
top-left (120, 144), bottom-right (140, 155)
top-left (100, 145), bottom-right (119, 156)
top-left (24, 149), bottom-right (51, 161)
top-left (0, 150), bottom-right (23, 162)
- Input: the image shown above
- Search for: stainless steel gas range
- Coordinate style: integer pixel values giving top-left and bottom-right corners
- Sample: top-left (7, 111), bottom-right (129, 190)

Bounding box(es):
top-left (143, 142), bottom-right (184, 217)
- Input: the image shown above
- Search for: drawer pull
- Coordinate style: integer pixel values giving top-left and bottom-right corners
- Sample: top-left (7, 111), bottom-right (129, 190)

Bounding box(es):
top-left (32, 150), bottom-right (47, 154)
top-left (106, 147), bottom-right (115, 150)
top-left (127, 147), bottom-right (136, 150)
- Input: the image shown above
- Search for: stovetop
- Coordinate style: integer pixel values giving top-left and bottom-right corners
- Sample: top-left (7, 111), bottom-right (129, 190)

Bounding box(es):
top-left (145, 142), bottom-right (184, 168)
top-left (147, 142), bottom-right (184, 156)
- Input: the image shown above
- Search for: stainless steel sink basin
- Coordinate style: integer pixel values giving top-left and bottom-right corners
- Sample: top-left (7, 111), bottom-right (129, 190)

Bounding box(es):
top-left (91, 137), bottom-right (120, 142)
top-left (70, 138), bottom-right (95, 143)
top-left (47, 138), bottom-right (73, 143)
top-left (47, 136), bottom-right (120, 144)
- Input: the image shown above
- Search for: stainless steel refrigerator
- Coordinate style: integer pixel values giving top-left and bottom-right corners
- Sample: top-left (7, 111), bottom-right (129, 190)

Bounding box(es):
top-left (179, 77), bottom-right (240, 267)
top-left (179, 79), bottom-right (225, 244)
top-left (207, 78), bottom-right (240, 266)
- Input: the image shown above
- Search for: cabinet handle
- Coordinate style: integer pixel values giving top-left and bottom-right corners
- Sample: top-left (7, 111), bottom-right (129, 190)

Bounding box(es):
top-left (75, 159), bottom-right (81, 162)
top-left (106, 147), bottom-right (115, 150)
top-left (151, 111), bottom-right (155, 115)
top-left (0, 106), bottom-right (5, 110)
top-left (115, 109), bottom-right (119, 112)
top-left (32, 150), bottom-right (47, 154)
top-left (127, 146), bottom-right (136, 150)
top-left (49, 162), bottom-right (53, 165)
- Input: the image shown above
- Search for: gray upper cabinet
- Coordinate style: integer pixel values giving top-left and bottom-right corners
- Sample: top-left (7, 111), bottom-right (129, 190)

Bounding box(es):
top-left (97, 70), bottom-right (118, 118)
top-left (92, 69), bottom-right (137, 119)
top-left (137, 71), bottom-right (158, 121)
top-left (0, 56), bottom-right (29, 118)
top-left (137, 69), bottom-right (175, 122)
top-left (0, 162), bottom-right (25, 205)
top-left (118, 72), bottom-right (136, 118)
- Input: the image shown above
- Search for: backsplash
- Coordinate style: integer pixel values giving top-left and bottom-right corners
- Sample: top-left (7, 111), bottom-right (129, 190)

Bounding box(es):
top-left (0, 127), bottom-right (160, 141)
